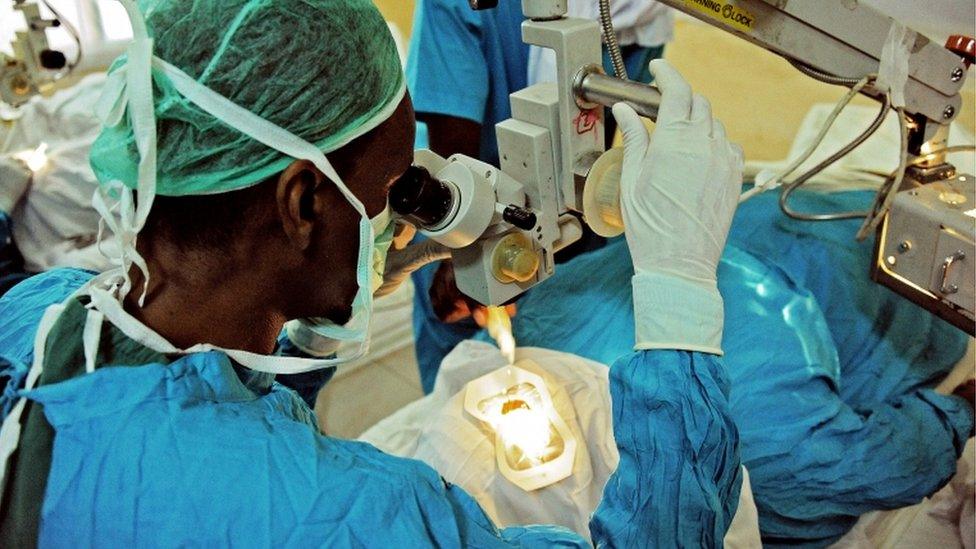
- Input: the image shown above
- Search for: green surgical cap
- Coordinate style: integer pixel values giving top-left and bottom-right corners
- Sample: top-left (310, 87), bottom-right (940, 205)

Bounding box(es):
top-left (90, 0), bottom-right (404, 197)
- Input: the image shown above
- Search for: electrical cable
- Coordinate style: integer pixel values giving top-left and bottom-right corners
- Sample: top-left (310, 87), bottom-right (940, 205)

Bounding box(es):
top-left (908, 144), bottom-right (976, 167)
top-left (766, 57), bottom-right (894, 220)
top-left (779, 93), bottom-right (890, 221)
top-left (779, 59), bottom-right (971, 227)
top-left (739, 75), bottom-right (872, 204)
top-left (855, 107), bottom-right (910, 240)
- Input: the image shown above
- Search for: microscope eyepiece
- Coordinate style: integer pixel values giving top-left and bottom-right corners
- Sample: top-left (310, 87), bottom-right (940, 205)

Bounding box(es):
top-left (389, 165), bottom-right (456, 229)
top-left (39, 49), bottom-right (67, 70)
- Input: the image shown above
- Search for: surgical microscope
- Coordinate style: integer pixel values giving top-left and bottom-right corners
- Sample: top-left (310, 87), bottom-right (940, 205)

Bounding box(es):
top-left (0, 1), bottom-right (69, 107)
top-left (389, 0), bottom-right (976, 336)
top-left (1, 0), bottom-right (126, 109)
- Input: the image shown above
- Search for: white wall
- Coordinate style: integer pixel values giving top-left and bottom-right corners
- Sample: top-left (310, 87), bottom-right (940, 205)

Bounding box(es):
top-left (0, 2), bottom-right (22, 56)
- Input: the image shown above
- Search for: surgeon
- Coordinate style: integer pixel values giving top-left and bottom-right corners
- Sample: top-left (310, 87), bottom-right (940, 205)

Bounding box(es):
top-left (0, 0), bottom-right (746, 545)
top-left (0, 71), bottom-right (334, 410)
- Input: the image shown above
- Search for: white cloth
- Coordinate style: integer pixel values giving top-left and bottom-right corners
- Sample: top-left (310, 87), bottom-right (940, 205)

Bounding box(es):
top-left (359, 340), bottom-right (762, 547)
top-left (0, 156), bottom-right (30, 215)
top-left (832, 438), bottom-right (975, 549)
top-left (0, 72), bottom-right (116, 273)
top-left (527, 0), bottom-right (674, 86)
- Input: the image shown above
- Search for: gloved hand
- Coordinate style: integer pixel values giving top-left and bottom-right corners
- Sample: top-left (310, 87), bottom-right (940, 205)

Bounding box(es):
top-left (430, 260), bottom-right (516, 327)
top-left (612, 59), bottom-right (744, 355)
top-left (374, 223), bottom-right (442, 298)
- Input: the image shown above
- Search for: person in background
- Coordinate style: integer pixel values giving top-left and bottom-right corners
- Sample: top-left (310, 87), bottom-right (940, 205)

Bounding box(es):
top-left (407, 0), bottom-right (674, 392)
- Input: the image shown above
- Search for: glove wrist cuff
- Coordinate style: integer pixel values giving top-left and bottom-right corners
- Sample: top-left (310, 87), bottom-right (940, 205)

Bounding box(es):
top-left (632, 270), bottom-right (724, 355)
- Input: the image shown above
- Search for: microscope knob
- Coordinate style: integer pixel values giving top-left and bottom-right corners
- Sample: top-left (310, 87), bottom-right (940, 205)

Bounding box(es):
top-left (945, 35), bottom-right (975, 67)
top-left (492, 233), bottom-right (541, 284)
top-left (502, 205), bottom-right (537, 230)
top-left (39, 49), bottom-right (67, 70)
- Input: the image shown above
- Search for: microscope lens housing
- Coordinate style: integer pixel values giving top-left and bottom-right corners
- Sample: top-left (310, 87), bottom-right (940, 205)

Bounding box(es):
top-left (389, 165), bottom-right (457, 230)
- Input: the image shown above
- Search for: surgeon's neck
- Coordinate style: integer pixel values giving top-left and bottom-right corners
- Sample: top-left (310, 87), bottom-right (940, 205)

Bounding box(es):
top-left (124, 250), bottom-right (286, 355)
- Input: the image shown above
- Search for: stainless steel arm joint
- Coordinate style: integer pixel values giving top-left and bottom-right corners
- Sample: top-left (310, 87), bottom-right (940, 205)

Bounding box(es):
top-left (573, 64), bottom-right (662, 121)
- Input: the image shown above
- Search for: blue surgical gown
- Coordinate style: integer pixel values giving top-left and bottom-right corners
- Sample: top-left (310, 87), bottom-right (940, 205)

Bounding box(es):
top-left (503, 190), bottom-right (973, 546)
top-left (0, 268), bottom-right (742, 546)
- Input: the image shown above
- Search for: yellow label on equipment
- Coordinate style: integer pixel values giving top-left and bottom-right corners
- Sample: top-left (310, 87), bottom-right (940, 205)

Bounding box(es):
top-left (683, 0), bottom-right (755, 33)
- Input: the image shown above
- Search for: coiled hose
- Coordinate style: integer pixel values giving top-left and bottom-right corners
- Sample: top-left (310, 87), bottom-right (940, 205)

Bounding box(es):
top-left (599, 0), bottom-right (628, 80)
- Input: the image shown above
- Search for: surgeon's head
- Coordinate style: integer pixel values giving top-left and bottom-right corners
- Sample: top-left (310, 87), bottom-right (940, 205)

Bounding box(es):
top-left (89, 0), bottom-right (414, 349)
top-left (138, 95), bottom-right (415, 323)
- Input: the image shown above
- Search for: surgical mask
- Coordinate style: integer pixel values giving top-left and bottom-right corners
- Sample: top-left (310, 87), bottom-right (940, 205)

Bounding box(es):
top-left (299, 205), bottom-right (396, 342)
top-left (370, 206), bottom-right (396, 293)
top-left (82, 0), bottom-right (407, 376)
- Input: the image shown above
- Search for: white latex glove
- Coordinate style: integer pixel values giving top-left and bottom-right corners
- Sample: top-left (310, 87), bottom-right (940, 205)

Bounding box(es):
top-left (612, 59), bottom-right (744, 355)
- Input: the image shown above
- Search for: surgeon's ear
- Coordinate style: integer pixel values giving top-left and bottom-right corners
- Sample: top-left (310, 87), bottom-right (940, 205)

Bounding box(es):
top-left (276, 159), bottom-right (326, 250)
